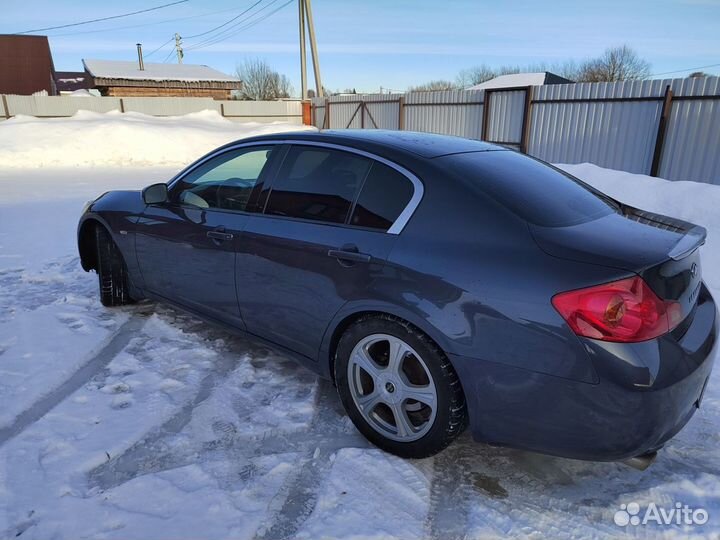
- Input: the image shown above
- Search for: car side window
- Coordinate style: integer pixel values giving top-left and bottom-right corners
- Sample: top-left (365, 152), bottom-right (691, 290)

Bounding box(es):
top-left (172, 146), bottom-right (276, 212)
top-left (264, 146), bottom-right (371, 224)
top-left (350, 162), bottom-right (414, 231)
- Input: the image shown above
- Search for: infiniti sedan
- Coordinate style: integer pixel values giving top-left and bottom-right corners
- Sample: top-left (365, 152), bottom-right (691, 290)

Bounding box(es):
top-left (78, 130), bottom-right (716, 466)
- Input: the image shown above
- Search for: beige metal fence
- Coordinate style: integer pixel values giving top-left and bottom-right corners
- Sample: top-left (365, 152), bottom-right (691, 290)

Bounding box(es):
top-left (311, 76), bottom-right (720, 185)
top-left (0, 95), bottom-right (304, 124)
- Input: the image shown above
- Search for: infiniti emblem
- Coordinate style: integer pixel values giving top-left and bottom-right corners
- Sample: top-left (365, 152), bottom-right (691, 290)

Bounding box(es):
top-left (690, 262), bottom-right (698, 278)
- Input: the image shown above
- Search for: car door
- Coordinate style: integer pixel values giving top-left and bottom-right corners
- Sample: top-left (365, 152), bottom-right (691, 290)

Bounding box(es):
top-left (236, 143), bottom-right (420, 360)
top-left (135, 144), bottom-right (281, 327)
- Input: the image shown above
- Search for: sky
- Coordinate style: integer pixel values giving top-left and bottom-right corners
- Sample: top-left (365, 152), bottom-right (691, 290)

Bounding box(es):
top-left (3, 0), bottom-right (720, 94)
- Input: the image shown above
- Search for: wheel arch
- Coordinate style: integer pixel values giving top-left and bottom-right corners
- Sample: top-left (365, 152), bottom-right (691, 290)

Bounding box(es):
top-left (321, 303), bottom-right (461, 385)
top-left (77, 215), bottom-right (113, 272)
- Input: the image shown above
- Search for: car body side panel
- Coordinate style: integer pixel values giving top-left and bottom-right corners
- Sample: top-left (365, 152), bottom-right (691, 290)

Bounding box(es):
top-left (236, 215), bottom-right (398, 361)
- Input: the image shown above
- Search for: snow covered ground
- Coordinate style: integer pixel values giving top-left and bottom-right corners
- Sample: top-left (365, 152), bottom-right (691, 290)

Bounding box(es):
top-left (0, 113), bottom-right (719, 539)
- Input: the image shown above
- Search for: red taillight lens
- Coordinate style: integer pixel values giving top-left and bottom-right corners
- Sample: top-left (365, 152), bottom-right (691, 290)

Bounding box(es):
top-left (552, 276), bottom-right (681, 343)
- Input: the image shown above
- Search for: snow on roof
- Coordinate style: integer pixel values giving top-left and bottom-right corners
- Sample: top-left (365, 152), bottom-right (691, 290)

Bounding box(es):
top-left (83, 59), bottom-right (240, 83)
top-left (467, 72), bottom-right (549, 90)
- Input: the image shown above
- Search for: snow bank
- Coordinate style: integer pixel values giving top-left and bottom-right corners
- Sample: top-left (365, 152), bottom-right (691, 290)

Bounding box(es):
top-left (0, 110), bottom-right (315, 169)
top-left (559, 163), bottom-right (720, 293)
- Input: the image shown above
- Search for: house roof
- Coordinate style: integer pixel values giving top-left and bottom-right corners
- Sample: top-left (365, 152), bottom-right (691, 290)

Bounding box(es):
top-left (82, 59), bottom-right (241, 83)
top-left (467, 72), bottom-right (572, 90)
top-left (0, 35), bottom-right (56, 95)
top-left (55, 71), bottom-right (90, 92)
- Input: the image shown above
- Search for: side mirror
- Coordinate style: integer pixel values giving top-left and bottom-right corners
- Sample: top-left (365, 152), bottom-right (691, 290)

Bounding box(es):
top-left (142, 183), bottom-right (168, 205)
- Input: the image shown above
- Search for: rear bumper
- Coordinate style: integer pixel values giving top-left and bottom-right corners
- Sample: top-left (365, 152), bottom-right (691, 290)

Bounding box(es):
top-left (451, 285), bottom-right (717, 462)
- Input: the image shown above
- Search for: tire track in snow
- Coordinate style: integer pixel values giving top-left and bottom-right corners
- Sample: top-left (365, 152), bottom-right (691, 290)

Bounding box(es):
top-left (0, 315), bottom-right (146, 448)
top-left (425, 439), bottom-right (474, 540)
top-left (254, 379), bottom-right (356, 540)
top-left (88, 346), bottom-right (244, 491)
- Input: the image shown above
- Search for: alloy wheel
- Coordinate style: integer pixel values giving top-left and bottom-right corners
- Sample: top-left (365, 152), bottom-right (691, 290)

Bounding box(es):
top-left (347, 333), bottom-right (437, 442)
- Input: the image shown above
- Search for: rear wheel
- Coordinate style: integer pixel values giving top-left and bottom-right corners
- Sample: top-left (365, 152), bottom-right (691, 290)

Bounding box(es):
top-left (95, 226), bottom-right (133, 307)
top-left (335, 315), bottom-right (466, 458)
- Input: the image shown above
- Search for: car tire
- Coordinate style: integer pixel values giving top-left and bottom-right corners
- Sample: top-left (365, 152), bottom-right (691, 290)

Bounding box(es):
top-left (335, 314), bottom-right (467, 458)
top-left (95, 226), bottom-right (133, 307)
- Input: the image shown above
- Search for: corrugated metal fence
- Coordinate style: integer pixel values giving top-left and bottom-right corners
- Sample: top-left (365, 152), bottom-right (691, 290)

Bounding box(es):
top-left (0, 95), bottom-right (303, 124)
top-left (311, 76), bottom-right (720, 184)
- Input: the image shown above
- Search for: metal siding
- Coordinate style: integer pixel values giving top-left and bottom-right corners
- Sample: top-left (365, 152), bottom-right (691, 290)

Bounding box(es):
top-left (220, 100), bottom-right (302, 121)
top-left (0, 36), bottom-right (55, 95)
top-left (487, 90), bottom-right (524, 143)
top-left (311, 97), bottom-right (326, 128)
top-left (404, 90), bottom-right (484, 139)
top-left (528, 80), bottom-right (667, 173)
top-left (362, 94), bottom-right (400, 129)
top-left (5, 95), bottom-right (121, 116)
top-left (659, 77), bottom-right (720, 184)
top-left (121, 97), bottom-right (220, 116)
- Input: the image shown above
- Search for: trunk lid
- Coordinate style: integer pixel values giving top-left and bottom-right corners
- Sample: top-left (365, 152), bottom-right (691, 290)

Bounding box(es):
top-left (530, 205), bottom-right (706, 325)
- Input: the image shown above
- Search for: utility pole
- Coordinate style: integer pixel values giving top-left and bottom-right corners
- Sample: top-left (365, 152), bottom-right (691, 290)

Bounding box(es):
top-left (298, 0), bottom-right (307, 99)
top-left (298, 0), bottom-right (323, 98)
top-left (174, 32), bottom-right (183, 64)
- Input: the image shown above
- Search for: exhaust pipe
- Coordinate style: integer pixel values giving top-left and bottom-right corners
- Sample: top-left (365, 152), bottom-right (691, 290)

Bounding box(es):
top-left (622, 451), bottom-right (657, 471)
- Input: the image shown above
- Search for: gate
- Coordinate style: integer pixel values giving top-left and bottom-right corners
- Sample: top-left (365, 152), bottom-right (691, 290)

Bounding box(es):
top-left (482, 86), bottom-right (532, 152)
top-left (312, 95), bottom-right (403, 130)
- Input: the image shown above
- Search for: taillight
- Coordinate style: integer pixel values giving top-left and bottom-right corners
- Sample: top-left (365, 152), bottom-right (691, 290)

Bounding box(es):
top-left (552, 276), bottom-right (681, 343)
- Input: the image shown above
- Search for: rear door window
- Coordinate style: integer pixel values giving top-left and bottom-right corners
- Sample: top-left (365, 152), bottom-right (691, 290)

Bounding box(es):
top-left (265, 146), bottom-right (372, 224)
top-left (350, 162), bottom-right (414, 231)
top-left (442, 150), bottom-right (616, 227)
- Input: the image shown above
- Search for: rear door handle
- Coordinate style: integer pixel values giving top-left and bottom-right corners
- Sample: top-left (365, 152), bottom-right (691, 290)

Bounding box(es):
top-left (327, 245), bottom-right (372, 264)
top-left (207, 228), bottom-right (234, 242)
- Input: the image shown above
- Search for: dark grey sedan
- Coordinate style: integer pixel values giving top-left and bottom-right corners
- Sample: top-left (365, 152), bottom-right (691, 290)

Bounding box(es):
top-left (78, 130), bottom-right (716, 466)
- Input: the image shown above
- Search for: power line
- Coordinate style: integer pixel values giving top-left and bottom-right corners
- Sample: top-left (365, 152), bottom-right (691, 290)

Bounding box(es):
top-left (183, 0), bottom-right (266, 39)
top-left (185, 0), bottom-right (292, 52)
top-left (44, 6), bottom-right (254, 37)
top-left (143, 37), bottom-right (175, 58)
top-left (184, 0), bottom-right (280, 50)
top-left (161, 48), bottom-right (177, 63)
top-left (15, 0), bottom-right (189, 34)
top-left (651, 63), bottom-right (720, 77)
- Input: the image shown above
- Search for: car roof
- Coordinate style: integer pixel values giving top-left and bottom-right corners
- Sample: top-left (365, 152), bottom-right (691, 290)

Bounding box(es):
top-left (230, 129), bottom-right (504, 159)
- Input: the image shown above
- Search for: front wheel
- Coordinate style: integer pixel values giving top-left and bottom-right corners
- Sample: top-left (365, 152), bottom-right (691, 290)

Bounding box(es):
top-left (334, 315), bottom-right (467, 458)
top-left (95, 226), bottom-right (133, 307)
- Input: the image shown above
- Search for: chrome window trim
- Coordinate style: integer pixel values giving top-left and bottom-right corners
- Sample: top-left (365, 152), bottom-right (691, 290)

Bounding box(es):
top-left (168, 139), bottom-right (424, 235)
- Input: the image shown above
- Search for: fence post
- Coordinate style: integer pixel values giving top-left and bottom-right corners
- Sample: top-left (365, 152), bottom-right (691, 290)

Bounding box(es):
top-left (119, 98), bottom-right (125, 113)
top-left (1, 94), bottom-right (9, 119)
top-left (398, 96), bottom-right (405, 130)
top-left (520, 86), bottom-right (533, 154)
top-left (323, 98), bottom-right (330, 129)
top-left (220, 103), bottom-right (225, 117)
top-left (481, 90), bottom-right (491, 141)
top-left (301, 100), bottom-right (312, 125)
top-left (650, 84), bottom-right (673, 177)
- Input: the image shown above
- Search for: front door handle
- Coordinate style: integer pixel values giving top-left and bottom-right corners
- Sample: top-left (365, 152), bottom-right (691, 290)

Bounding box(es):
top-left (327, 244), bottom-right (372, 264)
top-left (207, 228), bottom-right (234, 242)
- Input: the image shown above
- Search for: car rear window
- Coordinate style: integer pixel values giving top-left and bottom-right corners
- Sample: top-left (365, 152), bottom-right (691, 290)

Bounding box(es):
top-left (442, 151), bottom-right (616, 227)
top-left (350, 162), bottom-right (414, 231)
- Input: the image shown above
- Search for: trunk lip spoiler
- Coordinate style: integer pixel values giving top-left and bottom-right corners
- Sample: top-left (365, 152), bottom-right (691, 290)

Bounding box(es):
top-left (668, 225), bottom-right (706, 261)
top-left (618, 203), bottom-right (706, 261)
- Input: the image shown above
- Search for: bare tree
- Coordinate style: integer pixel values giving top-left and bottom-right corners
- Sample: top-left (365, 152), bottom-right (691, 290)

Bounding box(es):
top-left (576, 45), bottom-right (650, 82)
top-left (688, 71), bottom-right (709, 78)
top-left (408, 79), bottom-right (457, 92)
top-left (235, 58), bottom-right (293, 100)
top-left (456, 65), bottom-right (496, 88)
